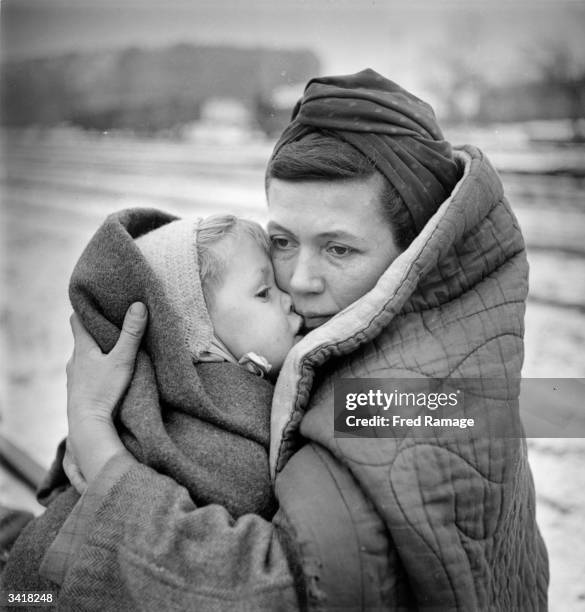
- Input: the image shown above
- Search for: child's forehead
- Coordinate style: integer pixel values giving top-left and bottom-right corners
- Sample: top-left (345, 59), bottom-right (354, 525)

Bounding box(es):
top-left (235, 230), bottom-right (270, 256)
top-left (223, 230), bottom-right (273, 272)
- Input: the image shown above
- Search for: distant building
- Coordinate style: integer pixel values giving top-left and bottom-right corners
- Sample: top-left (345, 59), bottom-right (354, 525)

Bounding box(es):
top-left (255, 82), bottom-right (305, 136)
top-left (182, 97), bottom-right (261, 144)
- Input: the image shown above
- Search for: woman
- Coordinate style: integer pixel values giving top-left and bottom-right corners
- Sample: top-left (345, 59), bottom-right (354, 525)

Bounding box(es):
top-left (9, 70), bottom-right (549, 610)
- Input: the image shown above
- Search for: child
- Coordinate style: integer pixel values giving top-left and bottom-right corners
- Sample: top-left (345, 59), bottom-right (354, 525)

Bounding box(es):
top-left (1, 208), bottom-right (301, 596)
top-left (138, 213), bottom-right (302, 379)
top-left (62, 211), bottom-right (303, 497)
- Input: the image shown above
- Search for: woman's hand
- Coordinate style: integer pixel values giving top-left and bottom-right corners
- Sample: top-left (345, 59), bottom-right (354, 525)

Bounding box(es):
top-left (66, 302), bottom-right (148, 483)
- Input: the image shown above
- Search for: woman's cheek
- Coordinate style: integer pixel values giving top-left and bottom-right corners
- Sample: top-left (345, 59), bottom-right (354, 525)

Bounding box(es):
top-left (333, 263), bottom-right (377, 305)
top-left (272, 257), bottom-right (293, 291)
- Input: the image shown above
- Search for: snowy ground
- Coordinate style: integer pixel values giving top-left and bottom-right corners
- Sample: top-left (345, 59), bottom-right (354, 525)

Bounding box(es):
top-left (1, 127), bottom-right (584, 609)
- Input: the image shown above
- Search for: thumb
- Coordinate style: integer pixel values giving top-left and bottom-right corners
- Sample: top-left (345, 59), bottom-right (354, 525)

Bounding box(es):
top-left (110, 302), bottom-right (148, 364)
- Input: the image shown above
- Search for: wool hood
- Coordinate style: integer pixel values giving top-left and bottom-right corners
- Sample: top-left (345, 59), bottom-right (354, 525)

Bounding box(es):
top-left (68, 208), bottom-right (275, 518)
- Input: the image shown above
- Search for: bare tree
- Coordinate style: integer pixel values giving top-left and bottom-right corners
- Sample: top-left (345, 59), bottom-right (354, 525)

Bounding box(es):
top-left (424, 50), bottom-right (487, 125)
top-left (531, 42), bottom-right (585, 141)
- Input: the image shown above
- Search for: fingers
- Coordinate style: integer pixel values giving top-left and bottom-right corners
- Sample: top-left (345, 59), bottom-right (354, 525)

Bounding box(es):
top-left (68, 302), bottom-right (147, 366)
top-left (110, 302), bottom-right (148, 365)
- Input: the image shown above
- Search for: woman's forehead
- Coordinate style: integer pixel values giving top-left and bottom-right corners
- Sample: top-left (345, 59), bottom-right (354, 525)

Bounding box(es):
top-left (266, 176), bottom-right (388, 233)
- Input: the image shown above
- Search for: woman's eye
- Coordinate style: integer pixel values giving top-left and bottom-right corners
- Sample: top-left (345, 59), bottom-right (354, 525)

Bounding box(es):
top-left (327, 244), bottom-right (354, 257)
top-left (270, 236), bottom-right (292, 250)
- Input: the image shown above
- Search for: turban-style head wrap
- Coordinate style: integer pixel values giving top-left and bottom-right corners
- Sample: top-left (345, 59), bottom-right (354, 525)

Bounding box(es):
top-left (270, 68), bottom-right (460, 233)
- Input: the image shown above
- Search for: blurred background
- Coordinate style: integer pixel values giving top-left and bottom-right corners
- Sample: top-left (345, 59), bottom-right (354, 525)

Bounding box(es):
top-left (1, 0), bottom-right (584, 608)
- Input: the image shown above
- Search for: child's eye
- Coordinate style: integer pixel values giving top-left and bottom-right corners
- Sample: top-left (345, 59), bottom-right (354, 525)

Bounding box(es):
top-left (255, 286), bottom-right (270, 299)
top-left (327, 244), bottom-right (355, 257)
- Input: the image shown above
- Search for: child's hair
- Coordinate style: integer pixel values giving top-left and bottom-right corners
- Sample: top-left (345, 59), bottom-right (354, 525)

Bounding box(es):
top-left (197, 215), bottom-right (269, 307)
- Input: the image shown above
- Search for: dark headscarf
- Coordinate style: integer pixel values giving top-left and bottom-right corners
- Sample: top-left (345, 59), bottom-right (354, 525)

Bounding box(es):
top-left (271, 68), bottom-right (460, 232)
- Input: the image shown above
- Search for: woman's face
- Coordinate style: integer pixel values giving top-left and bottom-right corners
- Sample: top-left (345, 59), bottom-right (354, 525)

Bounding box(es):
top-left (267, 173), bottom-right (401, 330)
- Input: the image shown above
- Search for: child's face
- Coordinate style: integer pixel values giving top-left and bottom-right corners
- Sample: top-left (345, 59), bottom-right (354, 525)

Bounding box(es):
top-left (209, 232), bottom-right (303, 375)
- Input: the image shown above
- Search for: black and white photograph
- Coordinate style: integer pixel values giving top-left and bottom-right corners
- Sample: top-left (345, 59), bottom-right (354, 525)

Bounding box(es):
top-left (1, 1), bottom-right (584, 609)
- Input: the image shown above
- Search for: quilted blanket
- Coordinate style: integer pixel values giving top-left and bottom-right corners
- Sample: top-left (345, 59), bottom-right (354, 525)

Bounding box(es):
top-left (270, 145), bottom-right (549, 610)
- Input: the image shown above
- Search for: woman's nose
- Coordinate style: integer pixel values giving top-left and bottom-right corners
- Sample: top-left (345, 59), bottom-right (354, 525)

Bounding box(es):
top-left (289, 254), bottom-right (324, 294)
